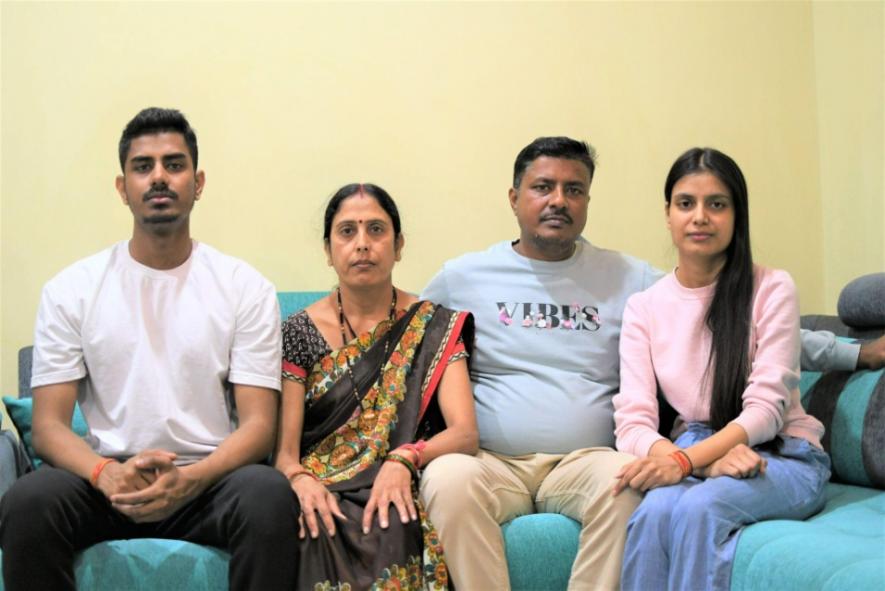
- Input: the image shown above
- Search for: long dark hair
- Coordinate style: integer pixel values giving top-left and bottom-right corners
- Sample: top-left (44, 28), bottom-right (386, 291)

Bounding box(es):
top-left (665, 148), bottom-right (753, 430)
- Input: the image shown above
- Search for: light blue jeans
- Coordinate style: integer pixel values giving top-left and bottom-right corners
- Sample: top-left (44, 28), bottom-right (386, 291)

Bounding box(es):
top-left (620, 423), bottom-right (831, 591)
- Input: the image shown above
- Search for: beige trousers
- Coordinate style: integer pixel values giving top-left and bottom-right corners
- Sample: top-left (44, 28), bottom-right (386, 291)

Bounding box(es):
top-left (419, 448), bottom-right (641, 591)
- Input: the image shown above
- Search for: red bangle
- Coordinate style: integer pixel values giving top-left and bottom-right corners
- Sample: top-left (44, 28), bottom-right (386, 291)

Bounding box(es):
top-left (398, 440), bottom-right (428, 468)
top-left (669, 450), bottom-right (693, 478)
top-left (284, 466), bottom-right (318, 483)
top-left (680, 450), bottom-right (694, 474)
top-left (289, 472), bottom-right (319, 484)
top-left (89, 458), bottom-right (117, 488)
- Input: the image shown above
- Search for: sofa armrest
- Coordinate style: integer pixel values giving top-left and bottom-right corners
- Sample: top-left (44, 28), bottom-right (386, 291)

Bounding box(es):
top-left (800, 315), bottom-right (884, 340)
top-left (0, 430), bottom-right (32, 498)
top-left (18, 346), bottom-right (33, 399)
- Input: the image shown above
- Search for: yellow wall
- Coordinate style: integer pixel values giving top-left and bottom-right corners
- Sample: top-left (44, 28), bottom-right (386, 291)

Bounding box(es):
top-left (1, 1), bottom-right (882, 397)
top-left (812, 1), bottom-right (884, 312)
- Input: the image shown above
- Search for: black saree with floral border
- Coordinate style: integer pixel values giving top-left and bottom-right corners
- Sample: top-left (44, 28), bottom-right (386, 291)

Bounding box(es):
top-left (287, 301), bottom-right (473, 591)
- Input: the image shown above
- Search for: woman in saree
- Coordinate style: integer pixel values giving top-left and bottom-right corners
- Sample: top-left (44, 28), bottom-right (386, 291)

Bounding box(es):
top-left (275, 183), bottom-right (478, 590)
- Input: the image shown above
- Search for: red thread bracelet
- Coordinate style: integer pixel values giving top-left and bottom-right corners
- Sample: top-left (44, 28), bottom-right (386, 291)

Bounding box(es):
top-left (89, 458), bottom-right (117, 488)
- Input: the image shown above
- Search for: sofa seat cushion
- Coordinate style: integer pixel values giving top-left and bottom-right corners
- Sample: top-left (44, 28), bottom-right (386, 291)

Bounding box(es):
top-left (502, 513), bottom-right (581, 591)
top-left (731, 482), bottom-right (885, 590)
top-left (76, 539), bottom-right (228, 591)
top-left (0, 539), bottom-right (229, 591)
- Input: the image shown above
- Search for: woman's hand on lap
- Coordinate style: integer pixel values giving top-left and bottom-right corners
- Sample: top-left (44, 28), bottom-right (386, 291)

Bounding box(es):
top-left (362, 460), bottom-right (416, 534)
top-left (612, 456), bottom-right (685, 496)
top-left (291, 476), bottom-right (346, 539)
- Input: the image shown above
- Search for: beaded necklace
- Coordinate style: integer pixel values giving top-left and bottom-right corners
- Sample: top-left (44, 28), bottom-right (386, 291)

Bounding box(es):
top-left (336, 286), bottom-right (398, 405)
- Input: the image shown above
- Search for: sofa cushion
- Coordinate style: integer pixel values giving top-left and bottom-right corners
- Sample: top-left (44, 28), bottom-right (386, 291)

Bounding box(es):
top-left (837, 272), bottom-right (885, 328)
top-left (502, 513), bottom-right (581, 591)
top-left (2, 396), bottom-right (88, 468)
top-left (277, 291), bottom-right (328, 321)
top-left (75, 540), bottom-right (229, 591)
top-left (0, 431), bottom-right (27, 497)
top-left (800, 368), bottom-right (885, 488)
top-left (731, 482), bottom-right (885, 590)
top-left (0, 539), bottom-right (230, 591)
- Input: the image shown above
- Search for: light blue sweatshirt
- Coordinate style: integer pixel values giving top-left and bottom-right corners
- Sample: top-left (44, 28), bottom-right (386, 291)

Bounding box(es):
top-left (422, 239), bottom-right (660, 455)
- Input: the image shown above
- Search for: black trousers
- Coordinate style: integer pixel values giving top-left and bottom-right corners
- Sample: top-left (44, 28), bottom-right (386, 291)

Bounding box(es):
top-left (0, 464), bottom-right (301, 591)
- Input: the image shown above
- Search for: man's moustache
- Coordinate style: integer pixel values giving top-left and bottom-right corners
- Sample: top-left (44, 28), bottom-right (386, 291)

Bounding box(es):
top-left (143, 188), bottom-right (179, 201)
top-left (541, 213), bottom-right (573, 223)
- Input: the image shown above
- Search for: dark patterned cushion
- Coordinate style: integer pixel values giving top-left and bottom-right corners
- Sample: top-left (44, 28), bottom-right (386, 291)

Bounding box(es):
top-left (800, 367), bottom-right (885, 488)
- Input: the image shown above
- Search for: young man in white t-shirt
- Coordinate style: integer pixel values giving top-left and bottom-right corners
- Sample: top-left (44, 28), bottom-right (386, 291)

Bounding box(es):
top-left (0, 108), bottom-right (299, 590)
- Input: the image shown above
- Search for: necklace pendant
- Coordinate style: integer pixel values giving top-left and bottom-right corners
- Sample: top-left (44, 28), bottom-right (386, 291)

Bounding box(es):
top-left (330, 442), bottom-right (359, 468)
top-left (359, 408), bottom-right (378, 433)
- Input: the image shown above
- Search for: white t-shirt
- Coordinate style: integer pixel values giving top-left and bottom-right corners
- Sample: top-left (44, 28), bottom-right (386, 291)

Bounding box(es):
top-left (422, 239), bottom-right (661, 455)
top-left (31, 240), bottom-right (281, 463)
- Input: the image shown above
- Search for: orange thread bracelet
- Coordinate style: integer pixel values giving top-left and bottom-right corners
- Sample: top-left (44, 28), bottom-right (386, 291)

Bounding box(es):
top-left (89, 458), bottom-right (117, 488)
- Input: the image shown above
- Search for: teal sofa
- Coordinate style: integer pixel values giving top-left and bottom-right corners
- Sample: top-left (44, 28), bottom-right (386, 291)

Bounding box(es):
top-left (1, 293), bottom-right (883, 590)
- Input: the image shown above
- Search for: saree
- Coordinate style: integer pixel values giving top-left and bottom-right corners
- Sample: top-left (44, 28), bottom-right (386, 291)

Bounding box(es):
top-left (281, 300), bottom-right (474, 591)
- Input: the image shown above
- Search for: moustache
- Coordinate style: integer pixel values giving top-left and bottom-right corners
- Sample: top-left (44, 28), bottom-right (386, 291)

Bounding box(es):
top-left (541, 211), bottom-right (573, 224)
top-left (143, 187), bottom-right (179, 202)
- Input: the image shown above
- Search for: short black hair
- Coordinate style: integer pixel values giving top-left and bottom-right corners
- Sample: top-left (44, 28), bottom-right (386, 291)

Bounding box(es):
top-left (323, 183), bottom-right (402, 242)
top-left (118, 107), bottom-right (198, 171)
top-left (513, 136), bottom-right (597, 188)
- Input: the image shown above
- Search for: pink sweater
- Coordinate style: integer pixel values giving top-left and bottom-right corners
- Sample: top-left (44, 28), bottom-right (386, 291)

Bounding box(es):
top-left (613, 266), bottom-right (824, 458)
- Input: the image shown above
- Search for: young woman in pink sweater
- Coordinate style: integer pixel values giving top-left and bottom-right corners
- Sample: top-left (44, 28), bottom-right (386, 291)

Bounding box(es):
top-left (611, 148), bottom-right (830, 591)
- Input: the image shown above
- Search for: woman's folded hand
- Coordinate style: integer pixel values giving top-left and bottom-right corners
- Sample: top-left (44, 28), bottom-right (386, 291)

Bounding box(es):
top-left (702, 444), bottom-right (767, 479)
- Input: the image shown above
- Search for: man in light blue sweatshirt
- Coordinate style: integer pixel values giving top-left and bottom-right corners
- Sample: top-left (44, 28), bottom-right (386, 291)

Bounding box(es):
top-left (419, 137), bottom-right (655, 591)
